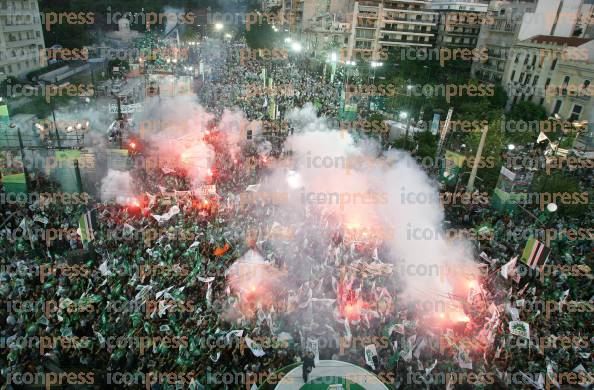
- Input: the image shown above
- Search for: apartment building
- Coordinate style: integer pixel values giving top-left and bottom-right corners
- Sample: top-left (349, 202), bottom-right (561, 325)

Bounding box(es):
top-left (502, 35), bottom-right (594, 115)
top-left (472, 0), bottom-right (594, 82)
top-left (471, 0), bottom-right (539, 83)
top-left (430, 0), bottom-right (489, 49)
top-left (0, 0), bottom-right (46, 80)
top-left (575, 0), bottom-right (594, 38)
top-left (346, 0), bottom-right (438, 62)
top-left (300, 0), bottom-right (353, 58)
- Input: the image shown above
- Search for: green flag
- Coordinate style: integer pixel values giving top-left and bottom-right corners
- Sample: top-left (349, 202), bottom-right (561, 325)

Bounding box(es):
top-left (521, 238), bottom-right (550, 269)
top-left (440, 150), bottom-right (465, 184)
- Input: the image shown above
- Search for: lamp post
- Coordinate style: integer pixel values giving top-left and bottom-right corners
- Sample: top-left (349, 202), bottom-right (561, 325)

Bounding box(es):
top-left (400, 111), bottom-right (410, 149)
top-left (329, 52), bottom-right (338, 83)
top-left (369, 61), bottom-right (382, 82)
top-left (466, 125), bottom-right (489, 192)
top-left (346, 60), bottom-right (356, 84)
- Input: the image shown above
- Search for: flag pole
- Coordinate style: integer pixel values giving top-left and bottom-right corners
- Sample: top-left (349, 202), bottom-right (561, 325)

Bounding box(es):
top-left (466, 124), bottom-right (488, 192)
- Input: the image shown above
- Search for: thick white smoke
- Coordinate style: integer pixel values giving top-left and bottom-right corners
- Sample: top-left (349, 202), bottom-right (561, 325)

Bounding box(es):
top-left (259, 106), bottom-right (477, 302)
top-left (100, 169), bottom-right (134, 203)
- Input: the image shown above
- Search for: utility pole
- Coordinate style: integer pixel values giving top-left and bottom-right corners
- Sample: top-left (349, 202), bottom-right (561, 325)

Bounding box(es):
top-left (17, 128), bottom-right (30, 192)
top-left (50, 99), bottom-right (61, 149)
top-left (467, 125), bottom-right (489, 192)
top-left (74, 159), bottom-right (83, 193)
top-left (404, 116), bottom-right (411, 150)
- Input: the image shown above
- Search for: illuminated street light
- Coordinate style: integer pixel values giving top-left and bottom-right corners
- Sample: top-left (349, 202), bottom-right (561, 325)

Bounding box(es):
top-left (214, 23), bottom-right (224, 31)
top-left (399, 112), bottom-right (408, 119)
top-left (330, 52), bottom-right (337, 62)
top-left (285, 37), bottom-right (292, 43)
top-left (507, 144), bottom-right (516, 151)
top-left (547, 203), bottom-right (558, 213)
top-left (291, 42), bottom-right (302, 52)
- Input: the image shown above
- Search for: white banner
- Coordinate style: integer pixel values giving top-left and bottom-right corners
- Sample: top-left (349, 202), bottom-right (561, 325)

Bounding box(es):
top-left (109, 103), bottom-right (143, 114)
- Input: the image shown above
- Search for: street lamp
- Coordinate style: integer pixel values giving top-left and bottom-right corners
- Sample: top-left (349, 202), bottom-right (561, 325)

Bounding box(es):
top-left (370, 61), bottom-right (382, 82)
top-left (400, 112), bottom-right (411, 149)
top-left (214, 23), bottom-right (224, 31)
top-left (507, 144), bottom-right (516, 151)
top-left (346, 61), bottom-right (356, 83)
top-left (546, 203), bottom-right (558, 213)
top-left (291, 42), bottom-right (302, 52)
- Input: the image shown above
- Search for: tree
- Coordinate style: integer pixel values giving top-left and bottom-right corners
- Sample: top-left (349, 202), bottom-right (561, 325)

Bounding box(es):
top-left (245, 22), bottom-right (277, 50)
top-left (530, 171), bottom-right (582, 217)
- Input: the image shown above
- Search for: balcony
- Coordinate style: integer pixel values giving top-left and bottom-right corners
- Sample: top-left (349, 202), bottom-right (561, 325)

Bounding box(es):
top-left (383, 16), bottom-right (435, 26)
top-left (5, 38), bottom-right (40, 48)
top-left (380, 38), bottom-right (432, 47)
top-left (382, 27), bottom-right (433, 36)
top-left (488, 21), bottom-right (518, 33)
top-left (3, 24), bottom-right (38, 32)
top-left (0, 53), bottom-right (39, 64)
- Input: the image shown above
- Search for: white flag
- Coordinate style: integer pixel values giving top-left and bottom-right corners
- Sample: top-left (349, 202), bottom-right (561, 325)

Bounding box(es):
top-left (537, 131), bottom-right (550, 143)
top-left (364, 344), bottom-right (378, 370)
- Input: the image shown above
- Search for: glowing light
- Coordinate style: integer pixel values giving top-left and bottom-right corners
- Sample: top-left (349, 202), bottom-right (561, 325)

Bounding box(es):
top-left (214, 23), bottom-right (223, 31)
top-left (453, 313), bottom-right (470, 323)
top-left (345, 222), bottom-right (360, 229)
top-left (250, 285), bottom-right (256, 292)
top-left (207, 168), bottom-right (213, 176)
top-left (468, 280), bottom-right (478, 289)
top-left (261, 157), bottom-right (267, 163)
top-left (291, 42), bottom-right (302, 52)
top-left (129, 142), bottom-right (137, 149)
top-left (286, 171), bottom-right (301, 189)
top-left (440, 313), bottom-right (445, 319)
top-left (203, 200), bottom-right (209, 205)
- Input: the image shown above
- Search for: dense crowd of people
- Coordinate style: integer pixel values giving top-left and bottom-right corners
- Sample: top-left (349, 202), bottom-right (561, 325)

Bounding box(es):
top-left (0, 36), bottom-right (592, 390)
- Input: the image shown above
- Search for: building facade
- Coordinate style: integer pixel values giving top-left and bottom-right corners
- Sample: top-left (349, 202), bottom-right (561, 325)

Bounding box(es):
top-left (346, 0), bottom-right (438, 62)
top-left (299, 0), bottom-right (353, 59)
top-left (548, 58), bottom-right (594, 121)
top-left (0, 0), bottom-right (46, 80)
top-left (471, 0), bottom-right (594, 83)
top-left (471, 0), bottom-right (540, 83)
top-left (430, 0), bottom-right (489, 49)
top-left (501, 35), bottom-right (594, 114)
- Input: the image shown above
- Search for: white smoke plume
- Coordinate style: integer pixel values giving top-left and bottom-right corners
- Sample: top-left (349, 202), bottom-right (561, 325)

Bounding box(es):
top-left (256, 105), bottom-right (477, 304)
top-left (100, 169), bottom-right (134, 204)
